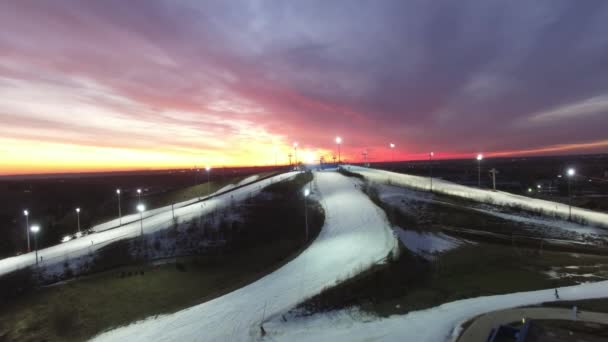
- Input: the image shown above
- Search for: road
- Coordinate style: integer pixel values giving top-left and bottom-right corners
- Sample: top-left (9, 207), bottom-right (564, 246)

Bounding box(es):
top-left (458, 306), bottom-right (608, 342)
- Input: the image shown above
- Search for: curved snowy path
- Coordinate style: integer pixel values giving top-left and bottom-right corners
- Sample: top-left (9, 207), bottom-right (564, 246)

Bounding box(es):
top-left (91, 171), bottom-right (398, 342)
top-left (266, 280), bottom-right (608, 342)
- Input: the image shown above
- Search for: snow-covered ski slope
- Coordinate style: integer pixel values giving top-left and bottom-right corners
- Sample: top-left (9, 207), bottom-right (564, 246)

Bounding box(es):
top-left (0, 172), bottom-right (297, 277)
top-left (91, 174), bottom-right (263, 233)
top-left (267, 279), bottom-right (608, 342)
top-left (91, 171), bottom-right (398, 342)
top-left (347, 165), bottom-right (608, 228)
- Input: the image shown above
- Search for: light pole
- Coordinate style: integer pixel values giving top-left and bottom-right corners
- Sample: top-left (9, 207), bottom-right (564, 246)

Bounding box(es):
top-left (293, 142), bottom-right (298, 168)
top-left (303, 188), bottom-right (310, 241)
top-left (390, 143), bottom-right (395, 163)
top-left (489, 168), bottom-right (499, 191)
top-left (31, 225), bottom-right (40, 265)
top-left (75, 207), bottom-right (81, 233)
top-left (567, 168), bottom-right (575, 220)
top-left (137, 188), bottom-right (142, 202)
top-left (116, 189), bottom-right (122, 225)
top-left (137, 204), bottom-right (145, 237)
top-left (206, 166), bottom-right (211, 195)
top-left (476, 153), bottom-right (483, 188)
top-left (335, 137), bottom-right (342, 164)
top-left (23, 210), bottom-right (30, 252)
top-left (429, 152), bottom-right (434, 192)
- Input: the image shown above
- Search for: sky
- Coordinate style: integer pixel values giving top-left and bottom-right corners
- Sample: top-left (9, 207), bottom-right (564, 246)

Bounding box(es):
top-left (1, 0), bottom-right (608, 175)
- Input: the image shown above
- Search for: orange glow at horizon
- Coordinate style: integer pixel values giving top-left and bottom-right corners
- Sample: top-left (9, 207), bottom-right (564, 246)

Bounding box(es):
top-left (2, 138), bottom-right (607, 176)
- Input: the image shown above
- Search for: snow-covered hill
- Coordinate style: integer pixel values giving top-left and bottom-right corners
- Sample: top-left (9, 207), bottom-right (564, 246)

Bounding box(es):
top-left (0, 172), bottom-right (297, 278)
top-left (347, 165), bottom-right (608, 228)
top-left (91, 171), bottom-right (398, 342)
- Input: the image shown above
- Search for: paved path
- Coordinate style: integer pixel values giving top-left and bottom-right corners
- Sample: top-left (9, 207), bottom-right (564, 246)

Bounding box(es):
top-left (458, 306), bottom-right (608, 341)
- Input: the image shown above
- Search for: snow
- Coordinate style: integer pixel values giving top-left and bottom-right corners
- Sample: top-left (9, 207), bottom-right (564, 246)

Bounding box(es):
top-left (346, 165), bottom-right (608, 229)
top-left (0, 172), bottom-right (299, 278)
top-left (266, 280), bottom-right (608, 342)
top-left (396, 228), bottom-right (462, 259)
top-left (471, 207), bottom-right (608, 238)
top-left (238, 175), bottom-right (259, 186)
top-left (369, 175), bottom-right (606, 241)
top-left (90, 174), bottom-right (265, 233)
top-left (91, 171), bottom-right (398, 342)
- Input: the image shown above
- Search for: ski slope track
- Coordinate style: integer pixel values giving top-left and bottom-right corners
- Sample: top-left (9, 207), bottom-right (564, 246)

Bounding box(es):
top-left (349, 166), bottom-right (608, 228)
top-left (91, 171), bottom-right (398, 342)
top-left (0, 172), bottom-right (297, 277)
top-left (267, 279), bottom-right (608, 342)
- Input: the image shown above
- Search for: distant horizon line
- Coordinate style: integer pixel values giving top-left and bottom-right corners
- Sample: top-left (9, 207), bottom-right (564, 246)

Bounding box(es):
top-left (1, 152), bottom-right (606, 179)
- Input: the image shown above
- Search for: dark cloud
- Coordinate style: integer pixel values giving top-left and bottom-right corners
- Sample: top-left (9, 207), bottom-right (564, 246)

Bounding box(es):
top-left (1, 0), bottom-right (607, 169)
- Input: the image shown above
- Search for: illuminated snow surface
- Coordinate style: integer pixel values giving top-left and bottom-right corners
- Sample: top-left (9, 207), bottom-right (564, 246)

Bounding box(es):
top-left (396, 229), bottom-right (463, 259)
top-left (91, 171), bottom-right (398, 342)
top-left (266, 280), bottom-right (608, 342)
top-left (265, 167), bottom-right (608, 342)
top-left (350, 166), bottom-right (608, 231)
top-left (0, 172), bottom-right (297, 277)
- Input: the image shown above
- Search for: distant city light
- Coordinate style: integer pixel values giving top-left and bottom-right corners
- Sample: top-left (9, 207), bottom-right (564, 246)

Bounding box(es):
top-left (567, 168), bottom-right (575, 177)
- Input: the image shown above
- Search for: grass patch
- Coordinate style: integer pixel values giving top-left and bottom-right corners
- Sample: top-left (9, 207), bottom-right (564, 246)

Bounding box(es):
top-left (297, 178), bottom-right (608, 318)
top-left (299, 242), bottom-right (607, 317)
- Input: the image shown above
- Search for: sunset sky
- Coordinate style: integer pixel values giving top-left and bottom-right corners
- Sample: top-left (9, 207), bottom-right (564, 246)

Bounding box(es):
top-left (1, 1), bottom-right (608, 175)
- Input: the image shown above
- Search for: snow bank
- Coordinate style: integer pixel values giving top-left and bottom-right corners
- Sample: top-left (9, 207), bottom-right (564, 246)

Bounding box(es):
top-left (347, 166), bottom-right (608, 228)
top-left (237, 174), bottom-right (259, 186)
top-left (267, 280), bottom-right (608, 342)
top-left (91, 171), bottom-right (398, 342)
top-left (396, 228), bottom-right (462, 259)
